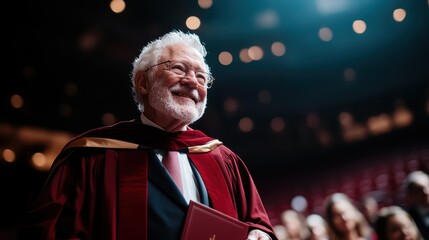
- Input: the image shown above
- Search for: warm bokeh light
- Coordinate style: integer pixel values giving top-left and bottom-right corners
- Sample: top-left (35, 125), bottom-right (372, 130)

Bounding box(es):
top-left (393, 101), bottom-right (413, 128)
top-left (258, 90), bottom-right (271, 103)
top-left (239, 117), bottom-right (254, 132)
top-left (110, 0), bottom-right (126, 13)
top-left (198, 0), bottom-right (213, 9)
top-left (341, 123), bottom-right (368, 142)
top-left (319, 27), bottom-right (333, 42)
top-left (186, 16), bottom-right (201, 30)
top-left (10, 94), bottom-right (24, 109)
top-left (224, 97), bottom-right (239, 113)
top-left (367, 113), bottom-right (393, 135)
top-left (31, 152), bottom-right (48, 169)
top-left (393, 108), bottom-right (413, 128)
top-left (344, 68), bottom-right (356, 82)
top-left (352, 20), bottom-right (367, 34)
top-left (2, 149), bottom-right (16, 163)
top-left (248, 46), bottom-right (264, 61)
top-left (271, 42), bottom-right (286, 56)
top-left (2, 126), bottom-right (75, 171)
top-left (393, 8), bottom-right (406, 22)
top-left (341, 121), bottom-right (369, 142)
top-left (271, 117), bottom-right (285, 132)
top-left (218, 51), bottom-right (233, 65)
top-left (239, 48), bottom-right (252, 63)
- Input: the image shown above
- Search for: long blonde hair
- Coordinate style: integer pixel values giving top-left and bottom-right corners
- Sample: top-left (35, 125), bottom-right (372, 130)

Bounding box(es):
top-left (324, 193), bottom-right (372, 240)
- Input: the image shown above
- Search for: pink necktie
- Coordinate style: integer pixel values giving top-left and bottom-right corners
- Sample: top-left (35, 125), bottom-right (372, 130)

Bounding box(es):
top-left (162, 151), bottom-right (183, 193)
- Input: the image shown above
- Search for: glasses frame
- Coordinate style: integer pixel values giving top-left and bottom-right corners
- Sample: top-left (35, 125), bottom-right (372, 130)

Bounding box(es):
top-left (144, 59), bottom-right (214, 88)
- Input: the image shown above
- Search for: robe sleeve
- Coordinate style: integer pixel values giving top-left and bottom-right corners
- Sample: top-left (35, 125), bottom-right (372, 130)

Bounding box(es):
top-left (15, 149), bottom-right (117, 240)
top-left (211, 145), bottom-right (278, 240)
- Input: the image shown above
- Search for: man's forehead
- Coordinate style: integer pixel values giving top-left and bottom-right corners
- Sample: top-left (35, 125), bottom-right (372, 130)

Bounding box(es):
top-left (164, 44), bottom-right (204, 61)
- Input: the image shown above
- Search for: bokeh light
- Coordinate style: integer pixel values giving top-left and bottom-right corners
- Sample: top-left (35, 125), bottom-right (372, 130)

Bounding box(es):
top-left (186, 16), bottom-right (201, 30)
top-left (218, 51), bottom-right (233, 65)
top-left (271, 42), bottom-right (286, 56)
top-left (353, 20), bottom-right (367, 34)
top-left (393, 8), bottom-right (406, 22)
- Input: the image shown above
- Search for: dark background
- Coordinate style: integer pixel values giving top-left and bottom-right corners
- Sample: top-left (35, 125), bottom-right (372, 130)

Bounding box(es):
top-left (2, 0), bottom-right (429, 237)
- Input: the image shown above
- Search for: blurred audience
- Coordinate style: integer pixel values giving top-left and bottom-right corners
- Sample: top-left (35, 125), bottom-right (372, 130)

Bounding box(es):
top-left (281, 209), bottom-right (311, 240)
top-left (402, 170), bottom-right (429, 239)
top-left (273, 224), bottom-right (288, 240)
top-left (306, 213), bottom-right (329, 240)
top-left (324, 192), bottom-right (377, 240)
top-left (360, 193), bottom-right (380, 228)
top-left (374, 206), bottom-right (424, 240)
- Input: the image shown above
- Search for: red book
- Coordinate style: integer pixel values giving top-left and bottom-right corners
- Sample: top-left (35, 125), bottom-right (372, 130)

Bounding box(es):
top-left (181, 201), bottom-right (249, 240)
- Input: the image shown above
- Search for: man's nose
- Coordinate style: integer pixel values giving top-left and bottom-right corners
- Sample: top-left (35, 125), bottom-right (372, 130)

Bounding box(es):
top-left (180, 71), bottom-right (199, 88)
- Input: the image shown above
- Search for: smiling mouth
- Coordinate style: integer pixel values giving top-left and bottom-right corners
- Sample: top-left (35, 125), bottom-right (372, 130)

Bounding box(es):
top-left (173, 92), bottom-right (197, 103)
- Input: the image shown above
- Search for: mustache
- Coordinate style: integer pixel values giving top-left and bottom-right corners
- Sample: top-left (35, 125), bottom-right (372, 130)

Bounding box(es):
top-left (170, 84), bottom-right (201, 102)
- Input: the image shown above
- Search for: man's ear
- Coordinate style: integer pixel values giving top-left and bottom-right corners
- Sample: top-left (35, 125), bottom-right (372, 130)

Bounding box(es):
top-left (135, 70), bottom-right (149, 95)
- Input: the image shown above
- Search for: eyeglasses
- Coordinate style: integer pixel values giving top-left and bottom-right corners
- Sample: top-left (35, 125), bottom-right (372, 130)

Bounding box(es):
top-left (144, 60), bottom-right (214, 88)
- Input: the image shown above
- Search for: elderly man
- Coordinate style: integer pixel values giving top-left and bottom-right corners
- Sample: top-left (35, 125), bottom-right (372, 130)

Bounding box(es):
top-left (15, 30), bottom-right (276, 240)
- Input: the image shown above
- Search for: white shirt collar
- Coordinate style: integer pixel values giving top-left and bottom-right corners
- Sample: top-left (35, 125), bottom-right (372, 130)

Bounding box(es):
top-left (140, 113), bottom-right (164, 130)
top-left (139, 113), bottom-right (187, 131)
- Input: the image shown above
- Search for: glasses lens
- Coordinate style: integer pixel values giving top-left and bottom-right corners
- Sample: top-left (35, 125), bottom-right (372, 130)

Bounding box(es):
top-left (169, 61), bottom-right (187, 76)
top-left (170, 61), bottom-right (210, 86)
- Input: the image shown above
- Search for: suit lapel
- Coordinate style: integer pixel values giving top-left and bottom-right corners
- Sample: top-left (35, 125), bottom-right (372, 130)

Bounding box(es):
top-left (190, 162), bottom-right (209, 206)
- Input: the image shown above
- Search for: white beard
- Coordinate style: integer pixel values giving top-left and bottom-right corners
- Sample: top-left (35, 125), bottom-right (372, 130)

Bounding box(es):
top-left (148, 78), bottom-right (207, 125)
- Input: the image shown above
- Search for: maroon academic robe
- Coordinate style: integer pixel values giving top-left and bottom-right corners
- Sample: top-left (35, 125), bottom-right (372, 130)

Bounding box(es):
top-left (15, 119), bottom-right (277, 240)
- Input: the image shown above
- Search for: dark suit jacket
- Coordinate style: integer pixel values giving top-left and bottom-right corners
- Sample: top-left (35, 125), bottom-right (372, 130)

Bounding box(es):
top-left (147, 151), bottom-right (209, 240)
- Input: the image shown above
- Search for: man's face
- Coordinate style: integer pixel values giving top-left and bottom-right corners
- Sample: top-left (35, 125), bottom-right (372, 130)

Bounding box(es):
top-left (408, 176), bottom-right (429, 208)
top-left (145, 44), bottom-right (208, 130)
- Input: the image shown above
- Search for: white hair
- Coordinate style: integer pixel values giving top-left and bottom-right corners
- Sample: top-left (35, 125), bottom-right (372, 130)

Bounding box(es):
top-left (130, 30), bottom-right (211, 112)
top-left (403, 170), bottom-right (429, 192)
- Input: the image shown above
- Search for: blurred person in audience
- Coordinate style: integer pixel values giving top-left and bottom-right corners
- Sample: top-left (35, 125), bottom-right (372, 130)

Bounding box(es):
top-left (374, 206), bottom-right (424, 240)
top-left (324, 192), bottom-right (377, 240)
top-left (360, 193), bottom-right (380, 228)
top-left (402, 170), bottom-right (429, 239)
top-left (281, 209), bottom-right (311, 240)
top-left (273, 224), bottom-right (288, 240)
top-left (14, 30), bottom-right (276, 240)
top-left (306, 213), bottom-right (329, 240)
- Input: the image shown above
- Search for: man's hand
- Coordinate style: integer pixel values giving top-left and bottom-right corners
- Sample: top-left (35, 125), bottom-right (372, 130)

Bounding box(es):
top-left (246, 229), bottom-right (272, 240)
